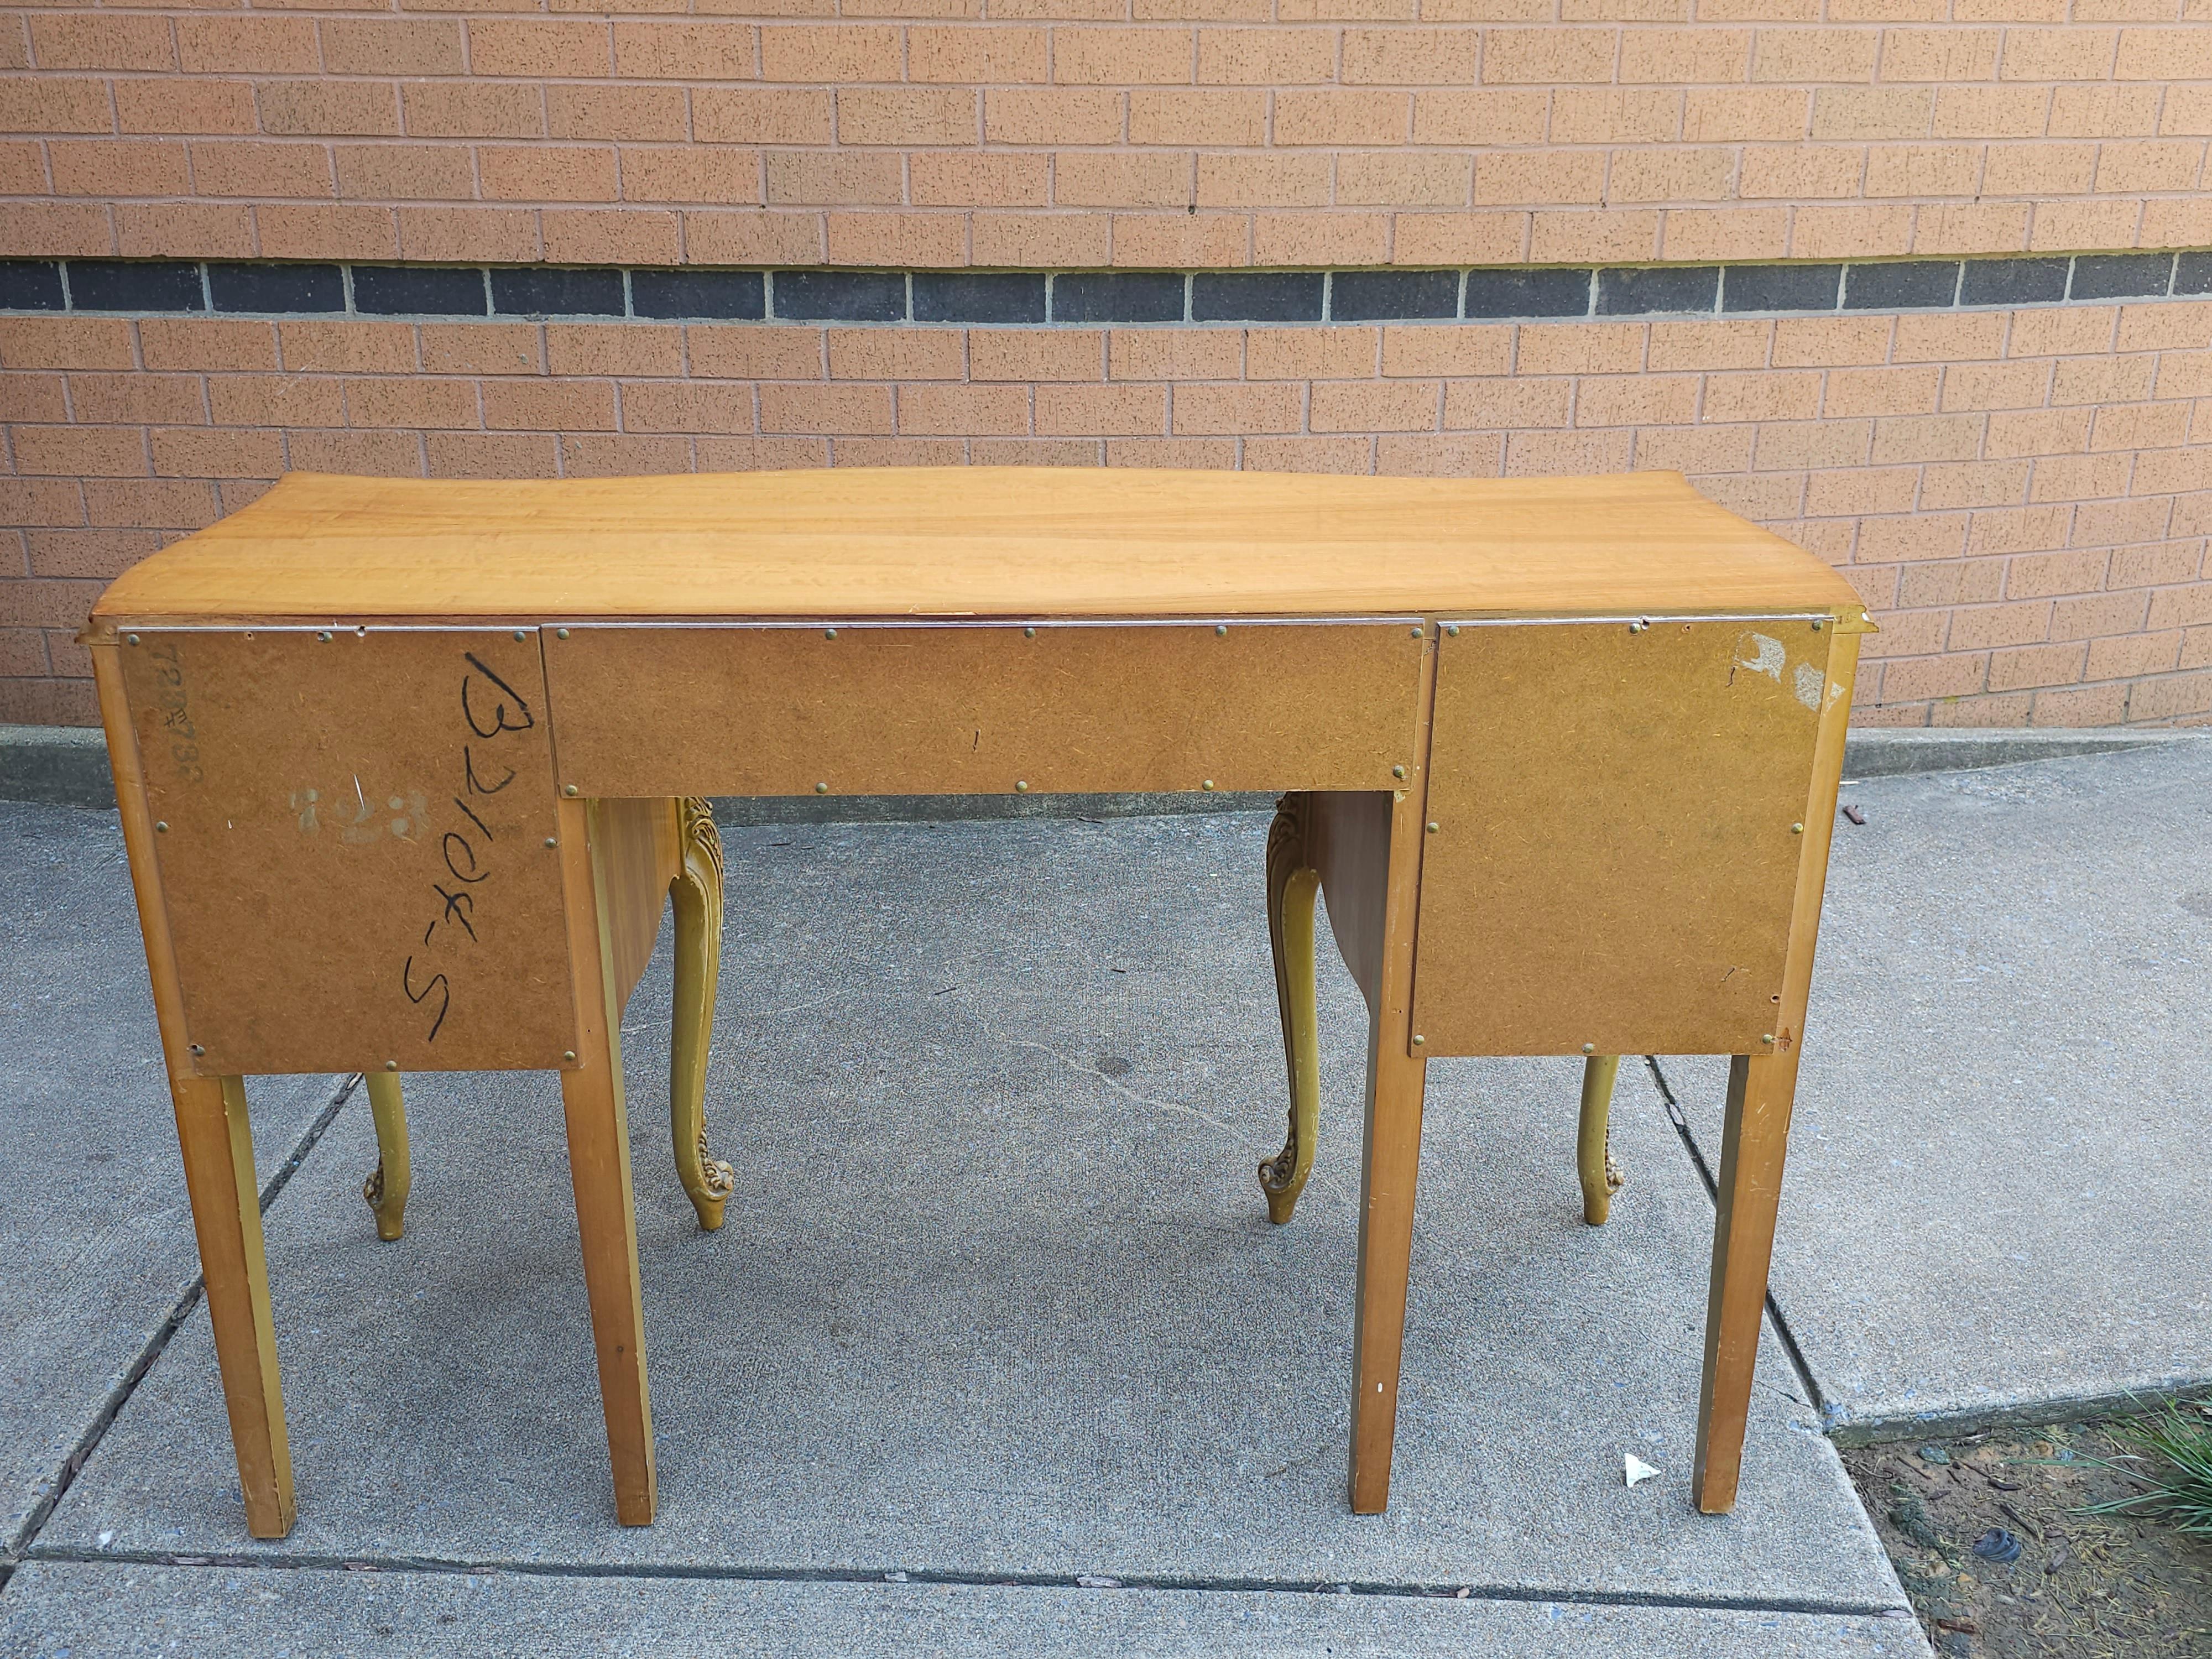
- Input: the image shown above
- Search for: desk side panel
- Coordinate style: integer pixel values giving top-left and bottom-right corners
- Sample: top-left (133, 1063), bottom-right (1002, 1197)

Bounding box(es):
top-left (542, 622), bottom-right (1427, 799)
top-left (120, 629), bottom-right (577, 1075)
top-left (1411, 617), bottom-right (1831, 1057)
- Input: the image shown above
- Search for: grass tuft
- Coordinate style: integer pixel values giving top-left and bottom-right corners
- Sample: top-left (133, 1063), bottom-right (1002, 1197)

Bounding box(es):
top-left (2079, 1402), bottom-right (2212, 1536)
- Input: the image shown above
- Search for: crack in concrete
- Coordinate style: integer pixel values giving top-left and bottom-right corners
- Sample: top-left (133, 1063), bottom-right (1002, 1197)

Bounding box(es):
top-left (1640, 1056), bottom-right (1832, 1430)
top-left (15, 1543), bottom-right (1911, 1621)
top-left (0, 1073), bottom-right (360, 1590)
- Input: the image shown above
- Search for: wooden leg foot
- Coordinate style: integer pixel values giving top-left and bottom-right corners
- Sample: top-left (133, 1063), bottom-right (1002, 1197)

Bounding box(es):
top-left (363, 1069), bottom-right (410, 1241)
top-left (1575, 1055), bottom-right (1625, 1227)
top-left (1260, 794), bottom-right (1322, 1225)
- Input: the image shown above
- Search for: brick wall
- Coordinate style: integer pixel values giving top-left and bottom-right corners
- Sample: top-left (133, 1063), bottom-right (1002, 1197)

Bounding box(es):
top-left (3, 7), bottom-right (2211, 729)
top-left (4, 8), bottom-right (2210, 267)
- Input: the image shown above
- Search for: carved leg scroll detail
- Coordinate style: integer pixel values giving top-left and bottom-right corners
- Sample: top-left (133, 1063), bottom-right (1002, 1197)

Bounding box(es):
top-left (670, 797), bottom-right (733, 1232)
top-left (1576, 1055), bottom-right (1626, 1226)
top-left (1261, 792), bottom-right (1323, 1224)
top-left (363, 1068), bottom-right (410, 1242)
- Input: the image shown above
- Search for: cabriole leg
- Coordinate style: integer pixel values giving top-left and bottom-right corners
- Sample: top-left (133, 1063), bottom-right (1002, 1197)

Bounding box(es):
top-left (363, 1069), bottom-right (410, 1241)
top-left (669, 797), bottom-right (733, 1232)
top-left (1261, 792), bottom-right (1322, 1224)
top-left (1575, 1055), bottom-right (1625, 1226)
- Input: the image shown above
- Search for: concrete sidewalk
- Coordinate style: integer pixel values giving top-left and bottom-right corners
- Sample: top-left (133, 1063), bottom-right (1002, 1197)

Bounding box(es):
top-left (0, 802), bottom-right (343, 1562)
top-left (1, 806), bottom-right (1917, 1655)
top-left (1654, 739), bottom-right (2212, 1441)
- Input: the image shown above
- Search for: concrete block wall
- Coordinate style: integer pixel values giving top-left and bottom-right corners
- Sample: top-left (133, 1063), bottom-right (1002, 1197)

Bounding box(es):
top-left (2, 6), bottom-right (2210, 728)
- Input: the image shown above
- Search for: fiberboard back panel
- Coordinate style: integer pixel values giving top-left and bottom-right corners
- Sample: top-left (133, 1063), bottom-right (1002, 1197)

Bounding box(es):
top-left (121, 628), bottom-right (576, 1075)
top-left (1411, 617), bottom-right (1832, 1058)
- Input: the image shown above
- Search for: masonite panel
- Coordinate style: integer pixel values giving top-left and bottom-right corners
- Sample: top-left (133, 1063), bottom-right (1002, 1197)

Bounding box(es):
top-left (542, 622), bottom-right (1428, 799)
top-left (119, 628), bottom-right (575, 1075)
top-left (1411, 617), bottom-right (1834, 1057)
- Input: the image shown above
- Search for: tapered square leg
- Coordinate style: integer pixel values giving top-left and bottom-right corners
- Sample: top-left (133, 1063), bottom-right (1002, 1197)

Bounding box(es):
top-left (174, 1073), bottom-right (296, 1538)
top-left (1332, 780), bottom-right (1434, 1516)
top-left (1349, 1009), bottom-right (1427, 1515)
top-left (1692, 628), bottom-right (1860, 1515)
top-left (558, 796), bottom-right (656, 1526)
top-left (95, 642), bottom-right (295, 1538)
top-left (1693, 1053), bottom-right (1791, 1513)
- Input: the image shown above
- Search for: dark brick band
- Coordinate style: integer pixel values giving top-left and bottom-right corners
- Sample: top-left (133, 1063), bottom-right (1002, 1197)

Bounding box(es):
top-left (2, 252), bottom-right (2206, 326)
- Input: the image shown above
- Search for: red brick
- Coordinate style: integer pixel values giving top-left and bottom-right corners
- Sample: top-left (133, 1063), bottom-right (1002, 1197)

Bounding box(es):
top-left (896, 384), bottom-right (1031, 436)
top-left (541, 324), bottom-right (681, 379)
top-left (0, 319), bottom-right (137, 372)
top-left (622, 383), bottom-right (759, 435)
top-left (150, 427), bottom-right (285, 479)
top-left (116, 80), bottom-right (255, 138)
top-left (759, 383), bottom-right (894, 435)
top-left (12, 426), bottom-right (148, 478)
top-left (67, 373), bottom-right (202, 426)
top-left (1036, 383), bottom-right (1166, 436)
top-left (1171, 382), bottom-right (1301, 435)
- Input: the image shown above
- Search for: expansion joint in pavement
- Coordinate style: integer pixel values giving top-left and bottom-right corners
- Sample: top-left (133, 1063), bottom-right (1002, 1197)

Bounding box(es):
top-left (1640, 1057), bottom-right (1833, 1433)
top-left (0, 1073), bottom-right (362, 1589)
top-left (16, 1544), bottom-right (1910, 1621)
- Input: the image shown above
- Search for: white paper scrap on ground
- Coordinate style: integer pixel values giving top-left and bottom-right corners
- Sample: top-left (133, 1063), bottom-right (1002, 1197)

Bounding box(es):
top-left (1624, 1453), bottom-right (1659, 1488)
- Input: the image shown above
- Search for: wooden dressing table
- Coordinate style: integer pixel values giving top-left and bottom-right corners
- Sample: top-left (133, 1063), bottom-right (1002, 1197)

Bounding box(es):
top-left (87, 467), bottom-right (1867, 1539)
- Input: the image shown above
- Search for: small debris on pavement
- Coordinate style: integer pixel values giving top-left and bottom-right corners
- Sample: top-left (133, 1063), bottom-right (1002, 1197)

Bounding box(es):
top-left (1076, 1575), bottom-right (1122, 1589)
top-left (1842, 804), bottom-right (1866, 825)
top-left (1624, 1453), bottom-right (1658, 1487)
top-left (1971, 1527), bottom-right (2022, 1564)
top-left (1888, 1489), bottom-right (1941, 1550)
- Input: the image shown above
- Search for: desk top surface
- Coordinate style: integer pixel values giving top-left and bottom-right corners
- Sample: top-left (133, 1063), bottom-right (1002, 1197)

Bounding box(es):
top-left (93, 467), bottom-right (1865, 628)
